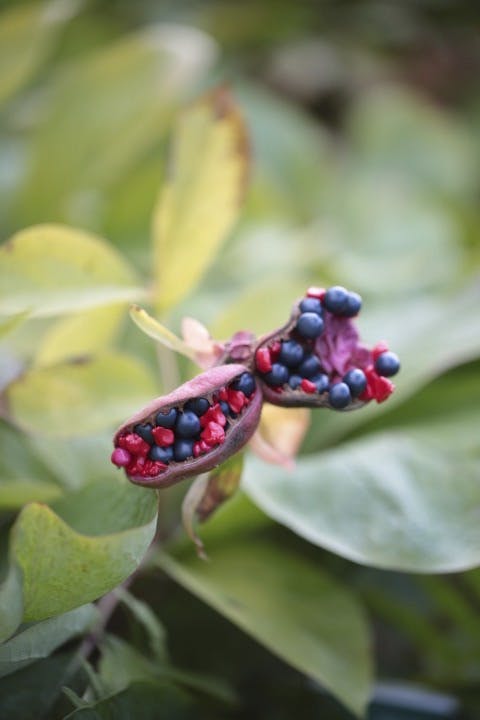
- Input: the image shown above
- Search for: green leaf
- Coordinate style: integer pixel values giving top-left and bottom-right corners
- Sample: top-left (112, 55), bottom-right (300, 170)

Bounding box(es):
top-left (6, 352), bottom-right (157, 437)
top-left (243, 430), bottom-right (480, 573)
top-left (98, 635), bottom-right (157, 695)
top-left (64, 681), bottom-right (196, 720)
top-left (0, 1), bottom-right (77, 105)
top-left (0, 564), bottom-right (23, 643)
top-left (153, 87), bottom-right (249, 310)
top-left (115, 589), bottom-right (167, 662)
top-left (0, 651), bottom-right (78, 720)
top-left (0, 311), bottom-right (30, 340)
top-left (0, 604), bottom-right (97, 678)
top-left (0, 480), bottom-right (62, 509)
top-left (159, 495), bottom-right (372, 717)
top-left (34, 304), bottom-right (127, 367)
top-left (13, 26), bottom-right (216, 227)
top-left (10, 478), bottom-right (158, 621)
top-left (129, 305), bottom-right (196, 360)
top-left (0, 225), bottom-right (144, 318)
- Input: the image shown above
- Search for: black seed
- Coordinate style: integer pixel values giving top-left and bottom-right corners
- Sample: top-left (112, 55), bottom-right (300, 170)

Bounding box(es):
top-left (155, 408), bottom-right (177, 428)
top-left (134, 423), bottom-right (154, 444)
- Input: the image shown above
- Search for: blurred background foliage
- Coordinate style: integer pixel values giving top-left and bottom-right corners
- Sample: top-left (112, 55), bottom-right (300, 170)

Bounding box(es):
top-left (1, 0), bottom-right (480, 718)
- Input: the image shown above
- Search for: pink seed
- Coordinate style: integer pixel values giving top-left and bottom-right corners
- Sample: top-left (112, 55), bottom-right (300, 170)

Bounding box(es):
top-left (227, 389), bottom-right (246, 413)
top-left (111, 447), bottom-right (131, 467)
top-left (152, 427), bottom-right (175, 446)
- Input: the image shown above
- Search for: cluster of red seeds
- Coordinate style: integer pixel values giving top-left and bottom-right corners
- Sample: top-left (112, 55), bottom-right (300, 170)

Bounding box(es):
top-left (111, 372), bottom-right (256, 479)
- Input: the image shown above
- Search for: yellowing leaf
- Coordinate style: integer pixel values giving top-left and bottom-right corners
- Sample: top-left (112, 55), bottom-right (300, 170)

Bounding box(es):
top-left (129, 305), bottom-right (196, 360)
top-left (34, 304), bottom-right (126, 367)
top-left (11, 500), bottom-right (156, 622)
top-left (6, 352), bottom-right (157, 437)
top-left (0, 224), bottom-right (144, 318)
top-left (153, 87), bottom-right (249, 310)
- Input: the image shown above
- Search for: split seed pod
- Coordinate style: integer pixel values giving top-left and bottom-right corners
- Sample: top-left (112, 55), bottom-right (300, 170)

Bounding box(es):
top-left (112, 363), bottom-right (262, 488)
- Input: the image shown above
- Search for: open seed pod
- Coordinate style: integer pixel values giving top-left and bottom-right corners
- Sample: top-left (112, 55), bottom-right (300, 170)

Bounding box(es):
top-left (253, 286), bottom-right (400, 411)
top-left (112, 364), bottom-right (262, 488)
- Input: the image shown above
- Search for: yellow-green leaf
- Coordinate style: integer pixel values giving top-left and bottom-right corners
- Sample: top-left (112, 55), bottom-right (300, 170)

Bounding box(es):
top-left (34, 304), bottom-right (127, 367)
top-left (153, 87), bottom-right (249, 310)
top-left (0, 1), bottom-right (77, 105)
top-left (129, 305), bottom-right (196, 360)
top-left (0, 480), bottom-right (62, 509)
top-left (6, 352), bottom-right (157, 437)
top-left (10, 479), bottom-right (158, 622)
top-left (0, 224), bottom-right (144, 318)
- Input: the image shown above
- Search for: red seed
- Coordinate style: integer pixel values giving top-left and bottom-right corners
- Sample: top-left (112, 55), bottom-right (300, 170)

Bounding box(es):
top-left (372, 341), bottom-right (389, 361)
top-left (306, 286), bottom-right (326, 300)
top-left (227, 389), bottom-right (246, 413)
top-left (111, 447), bottom-right (131, 467)
top-left (373, 375), bottom-right (394, 403)
top-left (152, 427), bottom-right (174, 446)
top-left (118, 433), bottom-right (150, 457)
top-left (200, 403), bottom-right (227, 428)
top-left (270, 341), bottom-right (281, 361)
top-left (201, 421), bottom-right (225, 446)
top-left (255, 347), bottom-right (272, 373)
top-left (142, 459), bottom-right (167, 477)
top-left (300, 378), bottom-right (317, 394)
top-left (218, 387), bottom-right (229, 401)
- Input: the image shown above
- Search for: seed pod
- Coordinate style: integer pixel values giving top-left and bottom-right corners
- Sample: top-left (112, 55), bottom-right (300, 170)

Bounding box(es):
top-left (253, 287), bottom-right (397, 410)
top-left (112, 364), bottom-right (262, 488)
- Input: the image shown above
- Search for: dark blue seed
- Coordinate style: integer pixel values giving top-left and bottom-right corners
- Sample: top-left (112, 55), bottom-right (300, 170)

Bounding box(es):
top-left (323, 286), bottom-right (349, 315)
top-left (311, 373), bottom-right (330, 393)
top-left (299, 297), bottom-right (323, 315)
top-left (375, 351), bottom-right (400, 377)
top-left (184, 397), bottom-right (210, 416)
top-left (219, 401), bottom-right (231, 417)
top-left (341, 291), bottom-right (362, 318)
top-left (264, 363), bottom-right (289, 386)
top-left (149, 445), bottom-right (174, 463)
top-left (296, 312), bottom-right (324, 339)
top-left (329, 382), bottom-right (352, 409)
top-left (173, 439), bottom-right (194, 462)
top-left (134, 423), bottom-right (154, 444)
top-left (279, 340), bottom-right (305, 368)
top-left (175, 411), bottom-right (201, 438)
top-left (232, 372), bottom-right (256, 396)
top-left (288, 374), bottom-right (303, 389)
top-left (298, 354), bottom-right (322, 378)
top-left (343, 368), bottom-right (367, 397)
top-left (155, 408), bottom-right (177, 428)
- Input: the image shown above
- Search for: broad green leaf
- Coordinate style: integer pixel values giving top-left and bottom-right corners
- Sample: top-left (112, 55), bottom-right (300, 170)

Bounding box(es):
top-left (64, 681), bottom-right (195, 720)
top-left (153, 87), bottom-right (249, 310)
top-left (0, 604), bottom-right (97, 678)
top-left (0, 225), bottom-right (144, 318)
top-left (0, 564), bottom-right (23, 643)
top-left (0, 420), bottom-right (54, 483)
top-left (129, 305), bottom-right (196, 360)
top-left (13, 25), bottom-right (216, 228)
top-left (98, 635), bottom-right (157, 695)
top-left (0, 1), bottom-right (78, 105)
top-left (160, 495), bottom-right (372, 717)
top-left (34, 304), bottom-right (127, 367)
top-left (10, 479), bottom-right (158, 621)
top-left (6, 352), bottom-right (157, 437)
top-left (243, 431), bottom-right (480, 573)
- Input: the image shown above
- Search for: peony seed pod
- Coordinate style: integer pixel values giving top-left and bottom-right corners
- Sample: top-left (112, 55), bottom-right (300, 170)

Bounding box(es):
top-left (112, 364), bottom-right (262, 488)
top-left (253, 286), bottom-right (399, 410)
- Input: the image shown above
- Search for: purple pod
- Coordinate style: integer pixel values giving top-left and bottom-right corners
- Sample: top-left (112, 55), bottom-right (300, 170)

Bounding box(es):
top-left (112, 364), bottom-right (262, 488)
